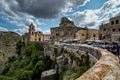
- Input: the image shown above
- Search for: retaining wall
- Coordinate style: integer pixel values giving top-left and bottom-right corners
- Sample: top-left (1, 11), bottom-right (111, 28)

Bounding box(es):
top-left (72, 44), bottom-right (120, 80)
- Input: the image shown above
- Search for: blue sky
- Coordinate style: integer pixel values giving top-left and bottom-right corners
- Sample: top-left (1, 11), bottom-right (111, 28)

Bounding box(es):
top-left (0, 0), bottom-right (120, 35)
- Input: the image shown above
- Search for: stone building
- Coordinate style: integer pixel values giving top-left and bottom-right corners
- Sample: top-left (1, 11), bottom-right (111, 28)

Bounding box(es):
top-left (23, 23), bottom-right (44, 43)
top-left (76, 29), bottom-right (99, 42)
top-left (51, 17), bottom-right (81, 41)
top-left (44, 34), bottom-right (51, 41)
top-left (99, 16), bottom-right (120, 43)
top-left (51, 17), bottom-right (99, 42)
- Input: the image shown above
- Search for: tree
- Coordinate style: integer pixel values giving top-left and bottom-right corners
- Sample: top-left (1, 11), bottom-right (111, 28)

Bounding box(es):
top-left (19, 70), bottom-right (33, 80)
top-left (16, 40), bottom-right (24, 55)
top-left (33, 60), bottom-right (45, 80)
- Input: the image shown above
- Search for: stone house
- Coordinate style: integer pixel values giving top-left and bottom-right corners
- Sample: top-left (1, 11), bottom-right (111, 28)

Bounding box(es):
top-left (99, 16), bottom-right (120, 43)
top-left (76, 29), bottom-right (99, 42)
top-left (51, 17), bottom-right (99, 42)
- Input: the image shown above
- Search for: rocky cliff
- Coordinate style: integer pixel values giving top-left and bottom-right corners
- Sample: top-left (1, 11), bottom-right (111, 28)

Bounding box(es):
top-left (0, 31), bottom-right (21, 72)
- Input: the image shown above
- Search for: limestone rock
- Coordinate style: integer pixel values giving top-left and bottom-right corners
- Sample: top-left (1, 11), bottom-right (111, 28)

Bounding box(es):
top-left (0, 31), bottom-right (21, 72)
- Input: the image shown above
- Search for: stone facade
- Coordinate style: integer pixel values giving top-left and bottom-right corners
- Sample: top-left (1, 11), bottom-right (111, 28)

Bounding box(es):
top-left (99, 16), bottom-right (120, 43)
top-left (23, 23), bottom-right (44, 43)
top-left (76, 29), bottom-right (99, 42)
top-left (44, 34), bottom-right (51, 41)
top-left (51, 17), bottom-right (81, 41)
top-left (51, 17), bottom-right (99, 42)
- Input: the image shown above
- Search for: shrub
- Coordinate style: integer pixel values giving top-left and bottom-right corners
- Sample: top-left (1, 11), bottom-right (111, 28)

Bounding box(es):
top-left (19, 70), bottom-right (33, 80)
top-left (0, 75), bottom-right (16, 80)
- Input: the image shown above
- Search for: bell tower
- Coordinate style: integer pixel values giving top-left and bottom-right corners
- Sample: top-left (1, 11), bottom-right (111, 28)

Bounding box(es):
top-left (29, 23), bottom-right (35, 41)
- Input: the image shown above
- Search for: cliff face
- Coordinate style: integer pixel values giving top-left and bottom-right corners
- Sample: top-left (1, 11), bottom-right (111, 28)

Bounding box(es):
top-left (0, 31), bottom-right (21, 72)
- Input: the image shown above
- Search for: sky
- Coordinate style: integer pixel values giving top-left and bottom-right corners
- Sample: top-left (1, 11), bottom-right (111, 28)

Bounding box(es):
top-left (0, 0), bottom-right (120, 35)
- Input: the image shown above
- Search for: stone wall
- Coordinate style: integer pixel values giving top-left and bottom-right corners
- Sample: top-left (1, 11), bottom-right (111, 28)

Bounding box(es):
top-left (44, 44), bottom-right (97, 73)
top-left (44, 43), bottom-right (120, 79)
top-left (75, 45), bottom-right (120, 80)
top-left (44, 45), bottom-right (120, 80)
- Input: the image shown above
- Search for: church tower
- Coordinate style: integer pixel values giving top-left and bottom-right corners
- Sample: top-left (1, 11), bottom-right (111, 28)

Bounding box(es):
top-left (29, 23), bottom-right (35, 41)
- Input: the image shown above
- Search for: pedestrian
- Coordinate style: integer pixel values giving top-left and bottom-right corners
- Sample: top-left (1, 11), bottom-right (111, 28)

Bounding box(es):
top-left (109, 42), bottom-right (119, 56)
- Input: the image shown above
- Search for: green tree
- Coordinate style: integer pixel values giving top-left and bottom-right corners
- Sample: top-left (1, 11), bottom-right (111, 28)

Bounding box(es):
top-left (16, 40), bottom-right (24, 55)
top-left (33, 60), bottom-right (45, 79)
top-left (19, 70), bottom-right (33, 80)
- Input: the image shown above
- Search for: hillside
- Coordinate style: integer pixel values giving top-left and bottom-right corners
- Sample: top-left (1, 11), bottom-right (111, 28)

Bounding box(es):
top-left (0, 31), bottom-right (21, 72)
top-left (0, 42), bottom-right (53, 80)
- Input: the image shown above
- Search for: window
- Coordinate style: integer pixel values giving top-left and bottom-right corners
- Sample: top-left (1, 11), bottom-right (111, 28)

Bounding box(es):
top-left (56, 33), bottom-right (59, 36)
top-left (119, 29), bottom-right (120, 31)
top-left (112, 29), bottom-right (115, 32)
top-left (39, 38), bottom-right (41, 41)
top-left (32, 32), bottom-right (34, 35)
top-left (82, 34), bottom-right (84, 36)
top-left (104, 28), bottom-right (106, 31)
top-left (116, 20), bottom-right (119, 24)
top-left (93, 34), bottom-right (96, 37)
top-left (111, 21), bottom-right (114, 25)
top-left (103, 36), bottom-right (105, 39)
top-left (119, 38), bottom-right (120, 41)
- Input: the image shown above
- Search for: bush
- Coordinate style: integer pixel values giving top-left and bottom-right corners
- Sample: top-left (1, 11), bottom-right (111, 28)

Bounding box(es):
top-left (0, 75), bottom-right (16, 80)
top-left (16, 40), bottom-right (24, 55)
top-left (2, 65), bottom-right (10, 75)
top-left (8, 56), bottom-right (16, 63)
top-left (19, 70), bottom-right (33, 80)
top-left (34, 60), bottom-right (45, 73)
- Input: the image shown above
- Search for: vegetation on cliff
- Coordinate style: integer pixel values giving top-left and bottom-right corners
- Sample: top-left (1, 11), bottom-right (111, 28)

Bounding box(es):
top-left (0, 42), bottom-right (53, 80)
top-left (0, 39), bottom-right (90, 80)
top-left (62, 52), bottom-right (90, 80)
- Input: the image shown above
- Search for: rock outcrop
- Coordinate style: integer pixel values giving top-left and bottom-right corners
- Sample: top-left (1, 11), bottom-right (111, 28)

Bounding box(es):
top-left (0, 31), bottom-right (21, 72)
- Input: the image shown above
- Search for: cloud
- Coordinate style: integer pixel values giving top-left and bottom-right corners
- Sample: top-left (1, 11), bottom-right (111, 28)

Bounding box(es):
top-left (0, 0), bottom-right (90, 19)
top-left (72, 0), bottom-right (120, 29)
top-left (13, 24), bottom-right (29, 35)
top-left (0, 0), bottom-right (90, 35)
top-left (42, 30), bottom-right (50, 34)
top-left (72, 10), bottom-right (99, 28)
top-left (0, 25), bottom-right (8, 31)
top-left (11, 18), bottom-right (46, 35)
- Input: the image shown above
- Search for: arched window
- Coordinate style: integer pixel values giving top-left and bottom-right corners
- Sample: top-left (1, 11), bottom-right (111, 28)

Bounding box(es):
top-left (111, 21), bottom-right (114, 25)
top-left (93, 34), bottom-right (96, 37)
top-left (82, 34), bottom-right (84, 36)
top-left (112, 29), bottom-right (115, 32)
top-left (119, 29), bottom-right (120, 31)
top-left (39, 38), bottom-right (41, 41)
top-left (32, 32), bottom-right (34, 35)
top-left (116, 20), bottom-right (119, 24)
top-left (104, 28), bottom-right (106, 31)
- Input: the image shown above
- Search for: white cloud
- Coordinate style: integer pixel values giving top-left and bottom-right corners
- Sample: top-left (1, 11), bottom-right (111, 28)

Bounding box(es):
top-left (42, 30), bottom-right (50, 34)
top-left (8, 18), bottom-right (46, 35)
top-left (13, 25), bottom-right (28, 35)
top-left (72, 10), bottom-right (99, 28)
top-left (72, 0), bottom-right (120, 29)
top-left (0, 0), bottom-right (90, 35)
top-left (0, 26), bottom-right (8, 31)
